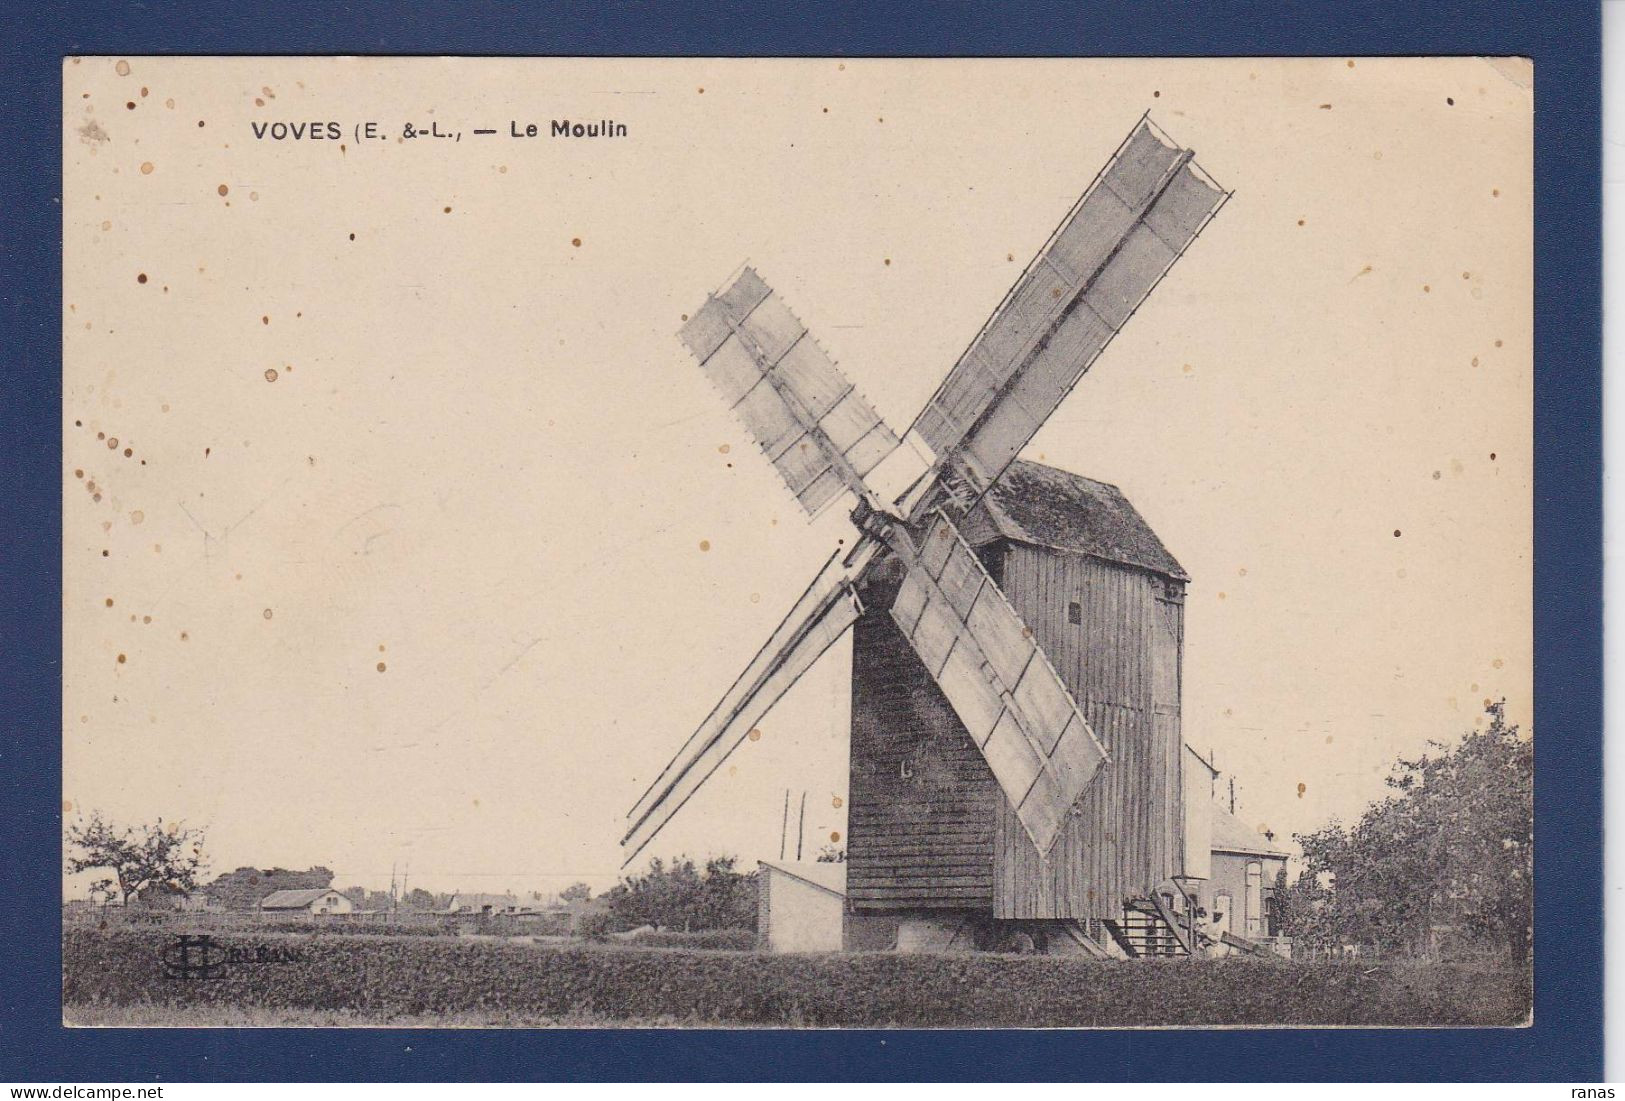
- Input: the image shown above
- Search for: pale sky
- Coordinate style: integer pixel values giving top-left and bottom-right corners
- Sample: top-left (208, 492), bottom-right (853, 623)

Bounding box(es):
top-left (63, 57), bottom-right (1531, 898)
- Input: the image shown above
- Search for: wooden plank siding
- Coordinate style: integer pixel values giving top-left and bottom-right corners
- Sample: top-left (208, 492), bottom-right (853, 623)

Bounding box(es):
top-left (846, 565), bottom-right (998, 911)
top-left (847, 538), bottom-right (1184, 921)
top-left (991, 544), bottom-right (1185, 920)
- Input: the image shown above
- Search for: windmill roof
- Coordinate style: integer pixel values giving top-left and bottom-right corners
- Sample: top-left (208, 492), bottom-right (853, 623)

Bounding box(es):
top-left (758, 860), bottom-right (846, 898)
top-left (978, 460), bottom-right (1187, 580)
top-left (1211, 805), bottom-right (1291, 858)
top-left (259, 888), bottom-right (341, 909)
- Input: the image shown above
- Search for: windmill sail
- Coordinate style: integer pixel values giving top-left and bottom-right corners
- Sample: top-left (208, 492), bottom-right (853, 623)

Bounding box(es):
top-left (680, 267), bottom-right (900, 517)
top-left (889, 512), bottom-right (1109, 854)
top-left (621, 541), bottom-right (877, 863)
top-left (907, 118), bottom-right (1227, 509)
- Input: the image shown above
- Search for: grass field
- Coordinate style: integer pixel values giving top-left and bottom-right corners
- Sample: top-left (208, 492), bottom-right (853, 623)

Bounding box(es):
top-left (63, 928), bottom-right (1531, 1029)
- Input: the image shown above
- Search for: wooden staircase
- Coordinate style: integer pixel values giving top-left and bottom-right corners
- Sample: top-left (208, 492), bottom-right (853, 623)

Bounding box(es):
top-left (1103, 901), bottom-right (1187, 958)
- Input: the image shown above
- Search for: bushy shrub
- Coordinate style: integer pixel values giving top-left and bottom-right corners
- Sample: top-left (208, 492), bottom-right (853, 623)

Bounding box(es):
top-left (63, 928), bottom-right (1528, 1027)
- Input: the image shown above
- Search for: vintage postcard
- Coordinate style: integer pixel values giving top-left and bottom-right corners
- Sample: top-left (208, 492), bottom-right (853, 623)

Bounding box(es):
top-left (62, 56), bottom-right (1532, 1028)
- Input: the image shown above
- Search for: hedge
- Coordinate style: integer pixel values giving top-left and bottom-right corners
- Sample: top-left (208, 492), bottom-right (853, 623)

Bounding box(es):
top-left (63, 928), bottom-right (1529, 1027)
top-left (620, 928), bottom-right (757, 951)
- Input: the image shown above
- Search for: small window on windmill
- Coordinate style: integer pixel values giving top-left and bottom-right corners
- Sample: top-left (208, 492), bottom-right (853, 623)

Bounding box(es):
top-left (1067, 601), bottom-right (1082, 626)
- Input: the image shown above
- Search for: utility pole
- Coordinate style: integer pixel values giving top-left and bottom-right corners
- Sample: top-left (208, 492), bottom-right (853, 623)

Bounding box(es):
top-left (796, 791), bottom-right (806, 861)
top-left (779, 789), bottom-right (790, 861)
top-left (1229, 776), bottom-right (1236, 814)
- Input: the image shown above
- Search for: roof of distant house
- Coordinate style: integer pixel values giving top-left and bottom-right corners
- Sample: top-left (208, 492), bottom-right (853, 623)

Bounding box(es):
top-left (259, 887), bottom-right (344, 909)
top-left (1211, 804), bottom-right (1291, 858)
top-left (758, 859), bottom-right (846, 898)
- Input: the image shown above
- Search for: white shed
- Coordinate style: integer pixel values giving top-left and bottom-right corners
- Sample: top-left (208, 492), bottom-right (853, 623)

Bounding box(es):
top-left (756, 860), bottom-right (845, 952)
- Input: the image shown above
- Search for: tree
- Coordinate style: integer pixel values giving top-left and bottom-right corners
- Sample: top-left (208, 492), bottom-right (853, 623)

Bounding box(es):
top-left (815, 845), bottom-right (846, 863)
top-left (1282, 700), bottom-right (1532, 960)
top-left (65, 811), bottom-right (207, 906)
top-left (202, 866), bottom-right (334, 911)
top-left (404, 887), bottom-right (437, 911)
top-left (559, 882), bottom-right (593, 903)
top-left (601, 855), bottom-right (758, 932)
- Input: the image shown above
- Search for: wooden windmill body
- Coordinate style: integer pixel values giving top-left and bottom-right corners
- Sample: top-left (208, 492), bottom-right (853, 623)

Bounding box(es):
top-left (624, 116), bottom-right (1228, 954)
top-left (847, 461), bottom-right (1188, 938)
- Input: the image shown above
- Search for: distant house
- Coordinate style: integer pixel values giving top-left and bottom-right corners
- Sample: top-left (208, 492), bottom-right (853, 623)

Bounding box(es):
top-left (757, 861), bottom-right (846, 953)
top-left (442, 892), bottom-right (539, 916)
top-left (258, 888), bottom-right (354, 917)
top-left (1192, 804), bottom-right (1291, 951)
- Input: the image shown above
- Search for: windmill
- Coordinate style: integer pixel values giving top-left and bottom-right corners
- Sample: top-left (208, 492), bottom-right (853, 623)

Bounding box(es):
top-left (624, 115), bottom-right (1229, 954)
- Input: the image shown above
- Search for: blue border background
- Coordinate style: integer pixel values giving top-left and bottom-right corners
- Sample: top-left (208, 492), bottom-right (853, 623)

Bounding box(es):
top-left (0, 0), bottom-right (1601, 1082)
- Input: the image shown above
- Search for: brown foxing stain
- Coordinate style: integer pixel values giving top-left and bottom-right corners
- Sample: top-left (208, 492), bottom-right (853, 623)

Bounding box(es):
top-left (1492, 658), bottom-right (1504, 669)
top-left (129, 510), bottom-right (143, 525)
top-left (115, 60), bottom-right (131, 76)
top-left (139, 161), bottom-right (154, 175)
top-left (1297, 783), bottom-right (1306, 798)
top-left (1393, 529), bottom-right (1402, 537)
top-left (262, 315), bottom-right (270, 325)
top-left (698, 539), bottom-right (710, 552)
top-left (377, 661), bottom-right (387, 673)
top-left (1495, 339), bottom-right (1503, 348)
top-left (1237, 567), bottom-right (1247, 577)
top-left (125, 101), bottom-right (135, 110)
top-left (1217, 591), bottom-right (1227, 601)
top-left (443, 206), bottom-right (451, 214)
top-left (136, 273), bottom-right (148, 284)
top-left (116, 653), bottom-right (126, 664)
top-left (264, 368), bottom-right (279, 383)
top-left (1318, 104), bottom-right (1332, 110)
top-left (180, 631), bottom-right (188, 641)
top-left (831, 795), bottom-right (843, 808)
top-left (1422, 284), bottom-right (1431, 293)
top-left (718, 443), bottom-right (730, 454)
top-left (1351, 264), bottom-right (1372, 281)
top-left (747, 728), bottom-right (762, 742)
top-left (63, 799), bottom-right (73, 813)
top-left (829, 831), bottom-right (841, 843)
top-left (1432, 470), bottom-right (1441, 480)
top-left (1296, 218), bottom-right (1305, 227)
top-left (217, 184), bottom-right (228, 196)
top-left (77, 120), bottom-right (110, 145)
top-left (165, 98), bottom-right (174, 109)
top-left (104, 597), bottom-right (113, 607)
top-left (254, 98), bottom-right (264, 107)
top-left (1347, 59), bottom-right (1355, 68)
top-left (749, 592), bottom-right (760, 603)
top-left (262, 608), bottom-right (273, 620)
top-left (571, 237), bottom-right (582, 247)
top-left (883, 258), bottom-right (891, 266)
